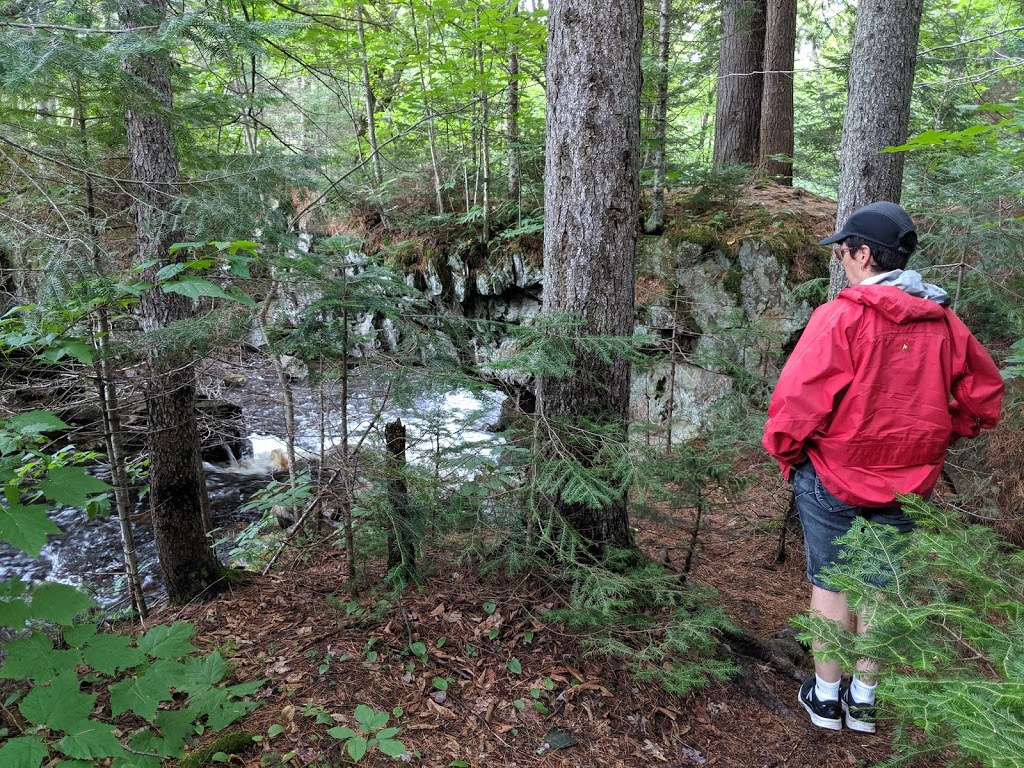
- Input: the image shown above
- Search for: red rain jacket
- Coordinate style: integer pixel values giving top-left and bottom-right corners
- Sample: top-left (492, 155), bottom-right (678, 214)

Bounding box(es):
top-left (762, 284), bottom-right (1003, 507)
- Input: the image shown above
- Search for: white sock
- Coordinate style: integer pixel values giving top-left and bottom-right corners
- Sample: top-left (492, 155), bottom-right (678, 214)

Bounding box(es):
top-left (815, 675), bottom-right (840, 702)
top-left (850, 676), bottom-right (876, 704)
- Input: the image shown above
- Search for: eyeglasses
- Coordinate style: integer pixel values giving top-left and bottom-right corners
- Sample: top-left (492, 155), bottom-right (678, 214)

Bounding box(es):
top-left (833, 244), bottom-right (852, 262)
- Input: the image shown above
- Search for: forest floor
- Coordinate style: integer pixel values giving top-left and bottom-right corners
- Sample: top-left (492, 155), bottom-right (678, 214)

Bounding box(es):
top-left (152, 457), bottom-right (922, 768)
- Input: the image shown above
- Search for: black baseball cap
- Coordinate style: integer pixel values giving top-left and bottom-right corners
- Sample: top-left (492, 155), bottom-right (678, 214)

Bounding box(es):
top-left (819, 201), bottom-right (917, 255)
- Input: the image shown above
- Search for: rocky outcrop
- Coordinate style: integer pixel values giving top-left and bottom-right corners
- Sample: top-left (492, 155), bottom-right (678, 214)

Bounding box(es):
top-left (272, 199), bottom-right (827, 441)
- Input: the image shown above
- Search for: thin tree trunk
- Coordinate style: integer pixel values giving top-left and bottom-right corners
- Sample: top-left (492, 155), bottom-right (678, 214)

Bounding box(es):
top-left (645, 0), bottom-right (671, 234)
top-left (121, 0), bottom-right (223, 605)
top-left (357, 1), bottom-right (382, 187)
top-left (477, 6), bottom-right (490, 244)
top-left (757, 0), bottom-right (796, 184)
top-left (410, 3), bottom-right (444, 213)
top-left (75, 80), bottom-right (148, 617)
top-left (539, 0), bottom-right (642, 554)
top-left (506, 2), bottom-right (521, 214)
top-left (828, 0), bottom-right (924, 299)
top-left (341, 307), bottom-right (356, 582)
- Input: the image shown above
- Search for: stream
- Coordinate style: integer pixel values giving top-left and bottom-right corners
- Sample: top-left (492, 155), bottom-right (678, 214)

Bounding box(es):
top-left (0, 371), bottom-right (504, 611)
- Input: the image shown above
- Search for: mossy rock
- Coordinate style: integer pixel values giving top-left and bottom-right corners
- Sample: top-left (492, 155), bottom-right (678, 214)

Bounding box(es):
top-left (179, 731), bottom-right (256, 768)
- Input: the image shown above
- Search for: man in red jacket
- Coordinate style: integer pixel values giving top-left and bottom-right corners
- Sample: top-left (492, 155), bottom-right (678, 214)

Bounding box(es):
top-left (762, 201), bottom-right (1003, 733)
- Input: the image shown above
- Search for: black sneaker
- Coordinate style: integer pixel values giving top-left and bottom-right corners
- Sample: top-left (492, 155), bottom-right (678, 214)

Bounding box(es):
top-left (840, 679), bottom-right (877, 733)
top-left (798, 676), bottom-right (842, 730)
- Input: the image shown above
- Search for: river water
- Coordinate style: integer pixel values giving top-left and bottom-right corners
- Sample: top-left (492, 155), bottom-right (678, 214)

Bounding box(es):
top-left (0, 371), bottom-right (504, 611)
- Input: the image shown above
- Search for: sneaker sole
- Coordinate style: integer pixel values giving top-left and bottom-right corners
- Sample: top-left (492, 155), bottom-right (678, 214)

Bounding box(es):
top-left (799, 692), bottom-right (842, 731)
top-left (842, 701), bottom-right (876, 734)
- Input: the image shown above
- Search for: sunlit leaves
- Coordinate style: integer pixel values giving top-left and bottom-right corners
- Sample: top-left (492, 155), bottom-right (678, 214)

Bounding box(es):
top-left (137, 622), bottom-right (197, 659)
top-left (0, 503), bottom-right (61, 556)
top-left (37, 467), bottom-right (111, 511)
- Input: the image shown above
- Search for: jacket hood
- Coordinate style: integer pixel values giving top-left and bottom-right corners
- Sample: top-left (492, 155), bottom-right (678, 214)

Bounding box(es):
top-left (840, 270), bottom-right (949, 324)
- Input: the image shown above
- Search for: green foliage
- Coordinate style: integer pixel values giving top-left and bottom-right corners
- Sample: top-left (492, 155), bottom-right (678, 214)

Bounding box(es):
top-left (326, 704), bottom-right (407, 762)
top-left (0, 618), bottom-right (263, 766)
top-left (0, 414), bottom-right (263, 768)
top-left (794, 495), bottom-right (1024, 768)
top-left (544, 557), bottom-right (737, 695)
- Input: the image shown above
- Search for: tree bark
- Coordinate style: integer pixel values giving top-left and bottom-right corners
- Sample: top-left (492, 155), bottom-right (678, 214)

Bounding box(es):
top-left (828, 0), bottom-right (924, 299)
top-left (644, 0), bottom-right (672, 234)
top-left (713, 0), bottom-right (766, 167)
top-left (385, 418), bottom-right (414, 580)
top-left (357, 1), bottom-right (382, 188)
top-left (538, 0), bottom-right (641, 553)
top-left (121, 0), bottom-right (224, 605)
top-left (506, 3), bottom-right (521, 209)
top-left (757, 0), bottom-right (796, 184)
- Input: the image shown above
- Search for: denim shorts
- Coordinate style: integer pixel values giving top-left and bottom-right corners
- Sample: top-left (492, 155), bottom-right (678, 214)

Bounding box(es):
top-left (792, 461), bottom-right (914, 592)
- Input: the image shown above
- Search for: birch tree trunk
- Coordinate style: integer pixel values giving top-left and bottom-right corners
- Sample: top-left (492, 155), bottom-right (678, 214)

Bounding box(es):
top-left (828, 0), bottom-right (924, 299)
top-left (121, 0), bottom-right (224, 605)
top-left (538, 0), bottom-right (641, 553)
top-left (506, 2), bottom-right (521, 209)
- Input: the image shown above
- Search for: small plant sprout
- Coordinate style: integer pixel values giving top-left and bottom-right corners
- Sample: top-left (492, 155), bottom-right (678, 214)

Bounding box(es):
top-left (327, 704), bottom-right (406, 762)
top-left (408, 641), bottom-right (428, 664)
top-left (363, 637), bottom-right (380, 663)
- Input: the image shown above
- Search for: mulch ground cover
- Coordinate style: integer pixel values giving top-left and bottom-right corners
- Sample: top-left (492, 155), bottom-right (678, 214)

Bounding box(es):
top-left (149, 459), bottom-right (923, 768)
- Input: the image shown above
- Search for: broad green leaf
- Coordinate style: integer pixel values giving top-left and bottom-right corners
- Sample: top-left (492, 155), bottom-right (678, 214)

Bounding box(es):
top-left (137, 622), bottom-right (195, 659)
top-left (155, 263), bottom-right (188, 280)
top-left (225, 254), bottom-right (252, 277)
top-left (327, 726), bottom-right (357, 740)
top-left (378, 738), bottom-right (407, 757)
top-left (507, 657), bottom-right (522, 674)
top-left (0, 735), bottom-right (48, 768)
top-left (346, 736), bottom-right (368, 762)
top-left (0, 596), bottom-right (30, 627)
top-left (161, 276), bottom-right (255, 306)
top-left (29, 583), bottom-right (95, 625)
top-left (20, 671), bottom-right (95, 729)
top-left (54, 761), bottom-right (95, 767)
top-left (5, 411), bottom-right (69, 436)
top-left (183, 650), bottom-right (228, 688)
top-left (0, 502), bottom-right (62, 555)
top-left (227, 679), bottom-right (265, 697)
top-left (82, 632), bottom-right (146, 676)
top-left (38, 467), bottom-right (111, 509)
top-left (54, 719), bottom-right (123, 760)
top-left (353, 703), bottom-right (375, 725)
top-left (109, 660), bottom-right (185, 719)
top-left (168, 241), bottom-right (208, 255)
top-left (0, 632), bottom-right (82, 682)
top-left (154, 706), bottom-right (201, 753)
top-left (205, 696), bottom-right (258, 731)
top-left (62, 623), bottom-right (98, 647)
top-left (40, 341), bottom-right (94, 365)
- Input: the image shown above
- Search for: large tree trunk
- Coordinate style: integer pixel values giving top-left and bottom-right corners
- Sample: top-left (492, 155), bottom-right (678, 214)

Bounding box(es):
top-left (828, 0), bottom-right (924, 299)
top-left (121, 0), bottom-right (224, 605)
top-left (757, 0), bottom-right (796, 184)
top-left (538, 0), bottom-right (641, 553)
top-left (713, 0), bottom-right (766, 167)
